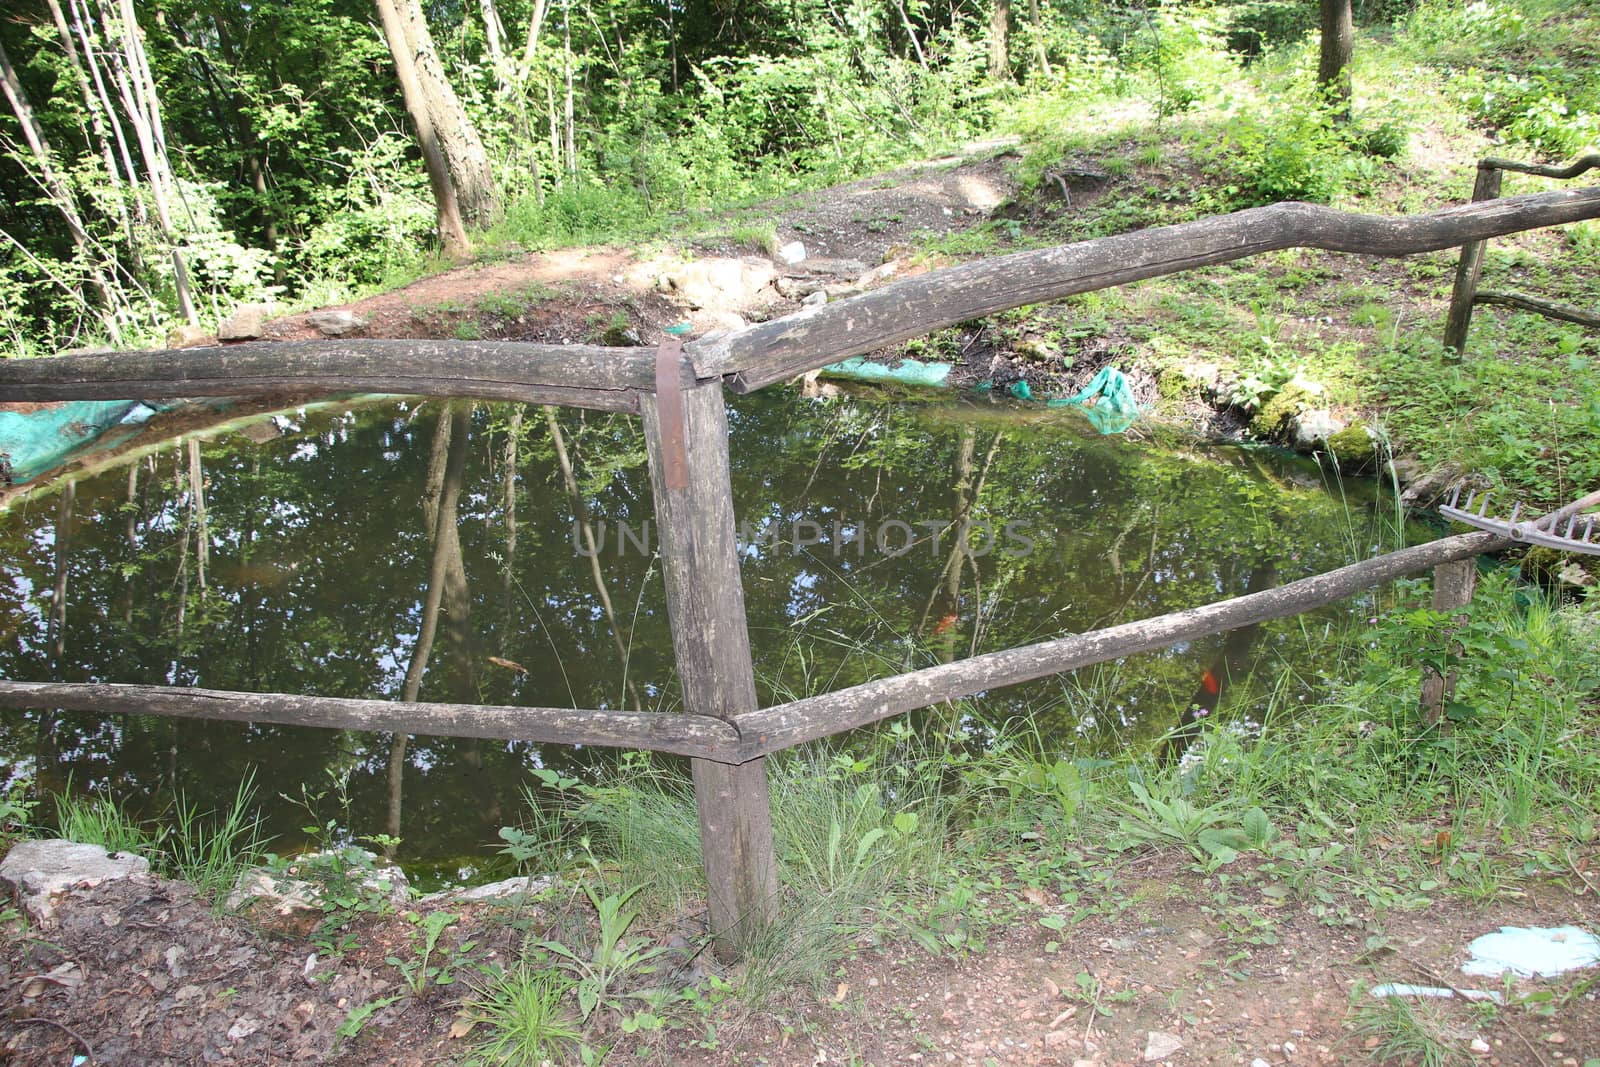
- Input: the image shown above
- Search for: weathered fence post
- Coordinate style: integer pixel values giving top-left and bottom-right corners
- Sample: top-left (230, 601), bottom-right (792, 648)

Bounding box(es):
top-left (1443, 163), bottom-right (1504, 353)
top-left (1419, 557), bottom-right (1478, 726)
top-left (641, 356), bottom-right (778, 954)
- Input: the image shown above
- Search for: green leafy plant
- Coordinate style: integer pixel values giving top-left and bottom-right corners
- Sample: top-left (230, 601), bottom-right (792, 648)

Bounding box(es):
top-left (334, 994), bottom-right (402, 1049)
top-left (388, 911), bottom-right (476, 997)
top-left (535, 878), bottom-right (670, 1024)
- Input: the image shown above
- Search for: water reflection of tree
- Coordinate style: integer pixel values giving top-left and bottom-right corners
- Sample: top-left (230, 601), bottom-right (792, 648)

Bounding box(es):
top-left (387, 401), bottom-right (476, 849)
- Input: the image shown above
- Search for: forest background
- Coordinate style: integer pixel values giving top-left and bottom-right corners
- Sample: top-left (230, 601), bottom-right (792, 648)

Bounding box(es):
top-left (8, 0), bottom-right (1590, 360)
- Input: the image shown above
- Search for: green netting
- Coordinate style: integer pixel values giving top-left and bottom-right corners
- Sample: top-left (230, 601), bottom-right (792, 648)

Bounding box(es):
top-left (1047, 366), bottom-right (1140, 434)
top-left (821, 356), bottom-right (953, 387)
top-left (0, 400), bottom-right (161, 484)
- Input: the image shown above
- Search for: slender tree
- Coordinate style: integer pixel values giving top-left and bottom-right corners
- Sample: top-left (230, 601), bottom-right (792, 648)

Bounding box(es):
top-left (388, 0), bottom-right (502, 225)
top-left (1318, 0), bottom-right (1354, 122)
top-left (374, 0), bottom-right (471, 258)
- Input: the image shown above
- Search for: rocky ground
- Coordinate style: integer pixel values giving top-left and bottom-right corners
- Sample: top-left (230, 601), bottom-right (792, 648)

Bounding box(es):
top-left (2, 838), bottom-right (1598, 1065)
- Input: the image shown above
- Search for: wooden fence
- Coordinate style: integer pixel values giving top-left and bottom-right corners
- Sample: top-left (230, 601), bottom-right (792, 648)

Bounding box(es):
top-left (3, 180), bottom-right (1600, 951)
top-left (1443, 153), bottom-right (1600, 351)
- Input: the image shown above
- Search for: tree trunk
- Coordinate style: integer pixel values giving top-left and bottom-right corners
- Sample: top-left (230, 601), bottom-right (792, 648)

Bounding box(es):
top-left (390, 0), bottom-right (502, 226)
top-left (1318, 0), bottom-right (1354, 122)
top-left (1029, 0), bottom-right (1051, 78)
top-left (68, 0), bottom-right (147, 271)
top-left (46, 0), bottom-right (133, 247)
top-left (989, 0), bottom-right (1011, 81)
top-left (374, 0), bottom-right (471, 258)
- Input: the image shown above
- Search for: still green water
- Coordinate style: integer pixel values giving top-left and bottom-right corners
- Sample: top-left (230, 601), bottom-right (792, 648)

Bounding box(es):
top-left (0, 392), bottom-right (1404, 882)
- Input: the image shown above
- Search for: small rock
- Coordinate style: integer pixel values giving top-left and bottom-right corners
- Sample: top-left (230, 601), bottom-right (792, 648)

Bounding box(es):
top-left (304, 310), bottom-right (368, 337)
top-left (777, 241), bottom-right (807, 265)
top-left (1044, 1031), bottom-right (1072, 1049)
top-left (855, 259), bottom-right (904, 288)
top-left (774, 276), bottom-right (823, 299)
top-left (167, 324), bottom-right (212, 348)
top-left (689, 309), bottom-right (748, 335)
top-left (1544, 1033), bottom-right (1566, 1045)
top-left (1289, 407), bottom-right (1345, 451)
top-left (0, 839), bottom-right (151, 925)
top-left (802, 290), bottom-right (828, 308)
top-left (1556, 562), bottom-right (1594, 587)
top-left (218, 303), bottom-right (271, 341)
top-left (228, 848), bottom-right (408, 925)
top-left (1397, 461), bottom-right (1463, 508)
top-left (1143, 1030), bottom-right (1184, 1062)
top-left (1471, 1038), bottom-right (1491, 1054)
top-left (1253, 1059), bottom-right (1272, 1067)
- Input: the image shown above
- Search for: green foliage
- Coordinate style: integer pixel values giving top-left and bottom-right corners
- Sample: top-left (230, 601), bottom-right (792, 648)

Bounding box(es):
top-left (464, 966), bottom-right (583, 1067)
top-left (387, 911), bottom-right (477, 997)
top-left (52, 788), bottom-right (156, 856)
top-left (0, 776), bottom-right (35, 846)
top-left (167, 774), bottom-right (269, 908)
top-left (1204, 100), bottom-right (1398, 207)
top-left (533, 876), bottom-right (670, 1024)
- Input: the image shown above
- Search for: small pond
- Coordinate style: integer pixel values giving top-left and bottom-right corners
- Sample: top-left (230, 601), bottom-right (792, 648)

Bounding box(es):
top-left (0, 391), bottom-right (1409, 883)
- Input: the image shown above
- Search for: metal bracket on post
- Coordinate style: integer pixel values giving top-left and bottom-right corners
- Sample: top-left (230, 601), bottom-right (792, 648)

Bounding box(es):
top-left (654, 337), bottom-right (689, 491)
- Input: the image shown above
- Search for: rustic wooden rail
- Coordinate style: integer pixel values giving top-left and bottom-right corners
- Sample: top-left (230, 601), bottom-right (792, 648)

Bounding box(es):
top-left (4, 184), bottom-right (1599, 952)
top-left (1443, 154), bottom-right (1600, 352)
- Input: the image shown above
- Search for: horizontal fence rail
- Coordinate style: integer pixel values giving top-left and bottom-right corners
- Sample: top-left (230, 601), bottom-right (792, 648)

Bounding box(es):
top-left (0, 339), bottom-right (675, 414)
top-left (733, 488), bottom-right (1600, 758)
top-left (732, 529), bottom-right (1504, 757)
top-left (687, 186), bottom-right (1600, 391)
top-left (0, 682), bottom-right (741, 760)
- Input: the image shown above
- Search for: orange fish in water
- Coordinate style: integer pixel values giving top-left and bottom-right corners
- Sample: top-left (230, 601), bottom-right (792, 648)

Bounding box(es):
top-left (932, 613), bottom-right (958, 637)
top-left (1200, 668), bottom-right (1220, 696)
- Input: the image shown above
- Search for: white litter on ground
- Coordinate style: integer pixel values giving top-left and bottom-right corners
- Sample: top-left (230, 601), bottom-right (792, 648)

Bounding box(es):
top-left (1462, 926), bottom-right (1600, 978)
top-left (1369, 983), bottom-right (1505, 1004)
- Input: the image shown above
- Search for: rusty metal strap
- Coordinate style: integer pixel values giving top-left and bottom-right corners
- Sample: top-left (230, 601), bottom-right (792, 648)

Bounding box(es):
top-left (655, 337), bottom-right (689, 490)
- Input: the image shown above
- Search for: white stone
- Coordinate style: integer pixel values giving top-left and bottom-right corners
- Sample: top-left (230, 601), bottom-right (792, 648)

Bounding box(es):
top-left (1253, 1059), bottom-right (1272, 1067)
top-left (418, 874), bottom-right (555, 905)
top-left (658, 257), bottom-right (776, 309)
top-left (304, 310), bottom-right (367, 337)
top-left (0, 839), bottom-right (150, 926)
top-left (802, 290), bottom-right (828, 308)
top-left (1142, 1030), bottom-right (1184, 1062)
top-left (1470, 1038), bottom-right (1491, 1054)
top-left (1290, 408), bottom-right (1346, 451)
top-left (227, 849), bottom-right (408, 917)
top-left (777, 241), bottom-right (807, 265)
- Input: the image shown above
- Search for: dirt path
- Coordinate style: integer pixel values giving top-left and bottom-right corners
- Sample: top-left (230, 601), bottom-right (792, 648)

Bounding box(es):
top-left (261, 142), bottom-right (1022, 352)
top-left (4, 850), bottom-right (1597, 1065)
